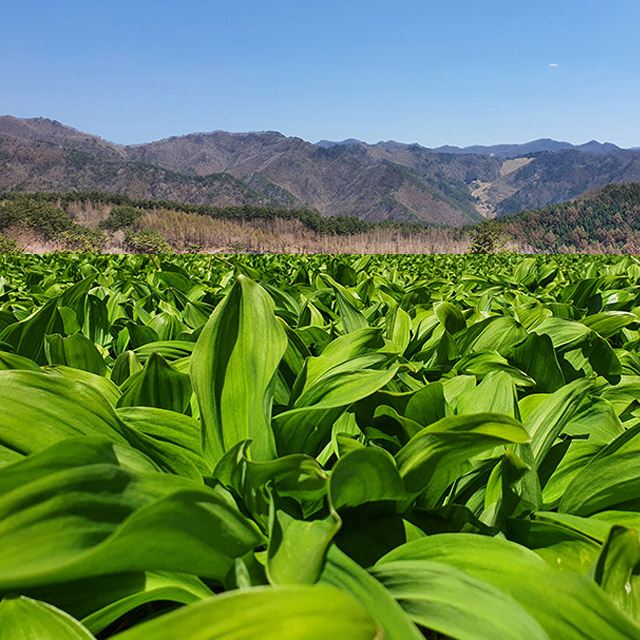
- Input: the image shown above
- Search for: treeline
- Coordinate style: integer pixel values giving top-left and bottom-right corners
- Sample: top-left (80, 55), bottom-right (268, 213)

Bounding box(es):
top-left (498, 183), bottom-right (640, 252)
top-left (5, 184), bottom-right (640, 254)
top-left (0, 196), bottom-right (106, 252)
top-left (0, 191), bottom-right (433, 237)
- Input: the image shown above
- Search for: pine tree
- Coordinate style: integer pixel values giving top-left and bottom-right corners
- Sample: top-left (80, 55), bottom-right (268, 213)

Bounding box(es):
top-left (469, 220), bottom-right (509, 254)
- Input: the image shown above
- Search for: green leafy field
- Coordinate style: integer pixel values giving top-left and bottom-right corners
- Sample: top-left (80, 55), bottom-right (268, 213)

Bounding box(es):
top-left (2, 253), bottom-right (640, 639)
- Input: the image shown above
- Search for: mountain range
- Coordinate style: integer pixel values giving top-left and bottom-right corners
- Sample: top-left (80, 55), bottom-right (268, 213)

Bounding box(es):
top-left (2, 115), bottom-right (640, 226)
top-left (317, 137), bottom-right (621, 156)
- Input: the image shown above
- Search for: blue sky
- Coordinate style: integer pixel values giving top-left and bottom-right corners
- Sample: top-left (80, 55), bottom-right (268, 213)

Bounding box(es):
top-left (2, 0), bottom-right (639, 147)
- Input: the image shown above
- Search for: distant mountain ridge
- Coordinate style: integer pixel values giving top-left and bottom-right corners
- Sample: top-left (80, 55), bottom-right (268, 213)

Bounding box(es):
top-left (431, 138), bottom-right (621, 157)
top-left (2, 115), bottom-right (640, 225)
top-left (317, 137), bottom-right (622, 157)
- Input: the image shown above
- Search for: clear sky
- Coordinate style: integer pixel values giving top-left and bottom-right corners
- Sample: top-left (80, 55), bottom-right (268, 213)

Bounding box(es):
top-left (2, 0), bottom-right (639, 147)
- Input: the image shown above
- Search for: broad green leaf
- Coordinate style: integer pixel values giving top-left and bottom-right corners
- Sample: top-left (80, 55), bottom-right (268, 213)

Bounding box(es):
top-left (560, 450), bottom-right (640, 515)
top-left (214, 441), bottom-right (327, 521)
top-left (329, 447), bottom-right (406, 512)
top-left (0, 595), bottom-right (95, 640)
top-left (592, 526), bottom-right (640, 622)
top-left (435, 301), bottom-right (465, 334)
top-left (456, 370), bottom-right (517, 417)
top-left (532, 316), bottom-right (591, 351)
top-left (563, 397), bottom-right (624, 444)
top-left (0, 298), bottom-right (64, 364)
top-left (417, 328), bottom-right (459, 370)
top-left (562, 275), bottom-right (608, 308)
top-left (267, 497), bottom-right (340, 585)
top-left (541, 440), bottom-right (601, 507)
top-left (43, 365), bottom-right (122, 406)
top-left (395, 413), bottom-right (531, 506)
top-left (532, 511), bottom-right (612, 543)
top-left (319, 545), bottom-right (423, 640)
top-left (45, 333), bottom-right (107, 376)
top-left (506, 518), bottom-right (601, 573)
top-left (126, 323), bottom-right (159, 349)
top-left (515, 301), bottom-right (551, 330)
top-left (0, 370), bottom-right (129, 463)
top-left (522, 378), bottom-right (594, 466)
top-left (23, 572), bottom-right (213, 635)
top-left (377, 534), bottom-right (640, 640)
top-left (117, 352), bottom-right (192, 414)
top-left (111, 350), bottom-right (143, 386)
top-left (602, 376), bottom-right (640, 416)
top-left (147, 311), bottom-right (185, 341)
top-left (592, 420), bottom-right (640, 458)
top-left (117, 407), bottom-right (207, 479)
top-left (153, 270), bottom-right (193, 293)
top-left (295, 327), bottom-right (383, 398)
top-left (508, 332), bottom-right (565, 392)
top-left (583, 311), bottom-right (637, 338)
top-left (191, 276), bottom-right (287, 466)
top-left (0, 350), bottom-right (40, 371)
top-left (442, 374), bottom-right (476, 409)
top-left (592, 511), bottom-right (640, 530)
top-left (372, 560), bottom-right (549, 640)
top-left (404, 382), bottom-right (447, 428)
top-left (134, 340), bottom-right (195, 363)
top-left (587, 333), bottom-right (622, 381)
top-left (456, 316), bottom-right (527, 356)
top-left (512, 257), bottom-right (538, 288)
top-left (481, 450), bottom-right (538, 526)
top-left (0, 438), bottom-right (264, 591)
top-left (58, 275), bottom-right (96, 315)
top-left (110, 585), bottom-right (382, 640)
top-left (335, 287), bottom-right (369, 333)
top-left (454, 351), bottom-right (534, 387)
top-left (274, 367), bottom-right (398, 456)
top-left (80, 293), bottom-right (110, 347)
top-left (385, 306), bottom-right (411, 354)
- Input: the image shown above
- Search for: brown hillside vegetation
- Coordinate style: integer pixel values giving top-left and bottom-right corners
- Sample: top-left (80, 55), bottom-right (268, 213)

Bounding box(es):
top-left (133, 209), bottom-right (473, 254)
top-left (4, 186), bottom-right (640, 254)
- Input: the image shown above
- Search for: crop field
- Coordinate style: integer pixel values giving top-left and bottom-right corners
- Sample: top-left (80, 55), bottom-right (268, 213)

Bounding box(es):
top-left (3, 252), bottom-right (640, 639)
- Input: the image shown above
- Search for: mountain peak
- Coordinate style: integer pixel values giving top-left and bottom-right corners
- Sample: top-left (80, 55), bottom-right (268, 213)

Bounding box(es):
top-left (316, 138), bottom-right (367, 148)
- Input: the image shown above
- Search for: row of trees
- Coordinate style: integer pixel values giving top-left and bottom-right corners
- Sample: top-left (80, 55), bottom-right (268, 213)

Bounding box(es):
top-left (0, 191), bottom-right (429, 237)
top-left (4, 183), bottom-right (640, 254)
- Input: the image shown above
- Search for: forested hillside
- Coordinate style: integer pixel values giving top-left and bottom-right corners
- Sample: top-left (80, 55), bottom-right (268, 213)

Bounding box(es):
top-left (501, 183), bottom-right (640, 252)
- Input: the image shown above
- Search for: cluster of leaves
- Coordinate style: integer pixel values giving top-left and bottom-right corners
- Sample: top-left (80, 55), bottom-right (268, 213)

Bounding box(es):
top-left (2, 253), bottom-right (640, 638)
